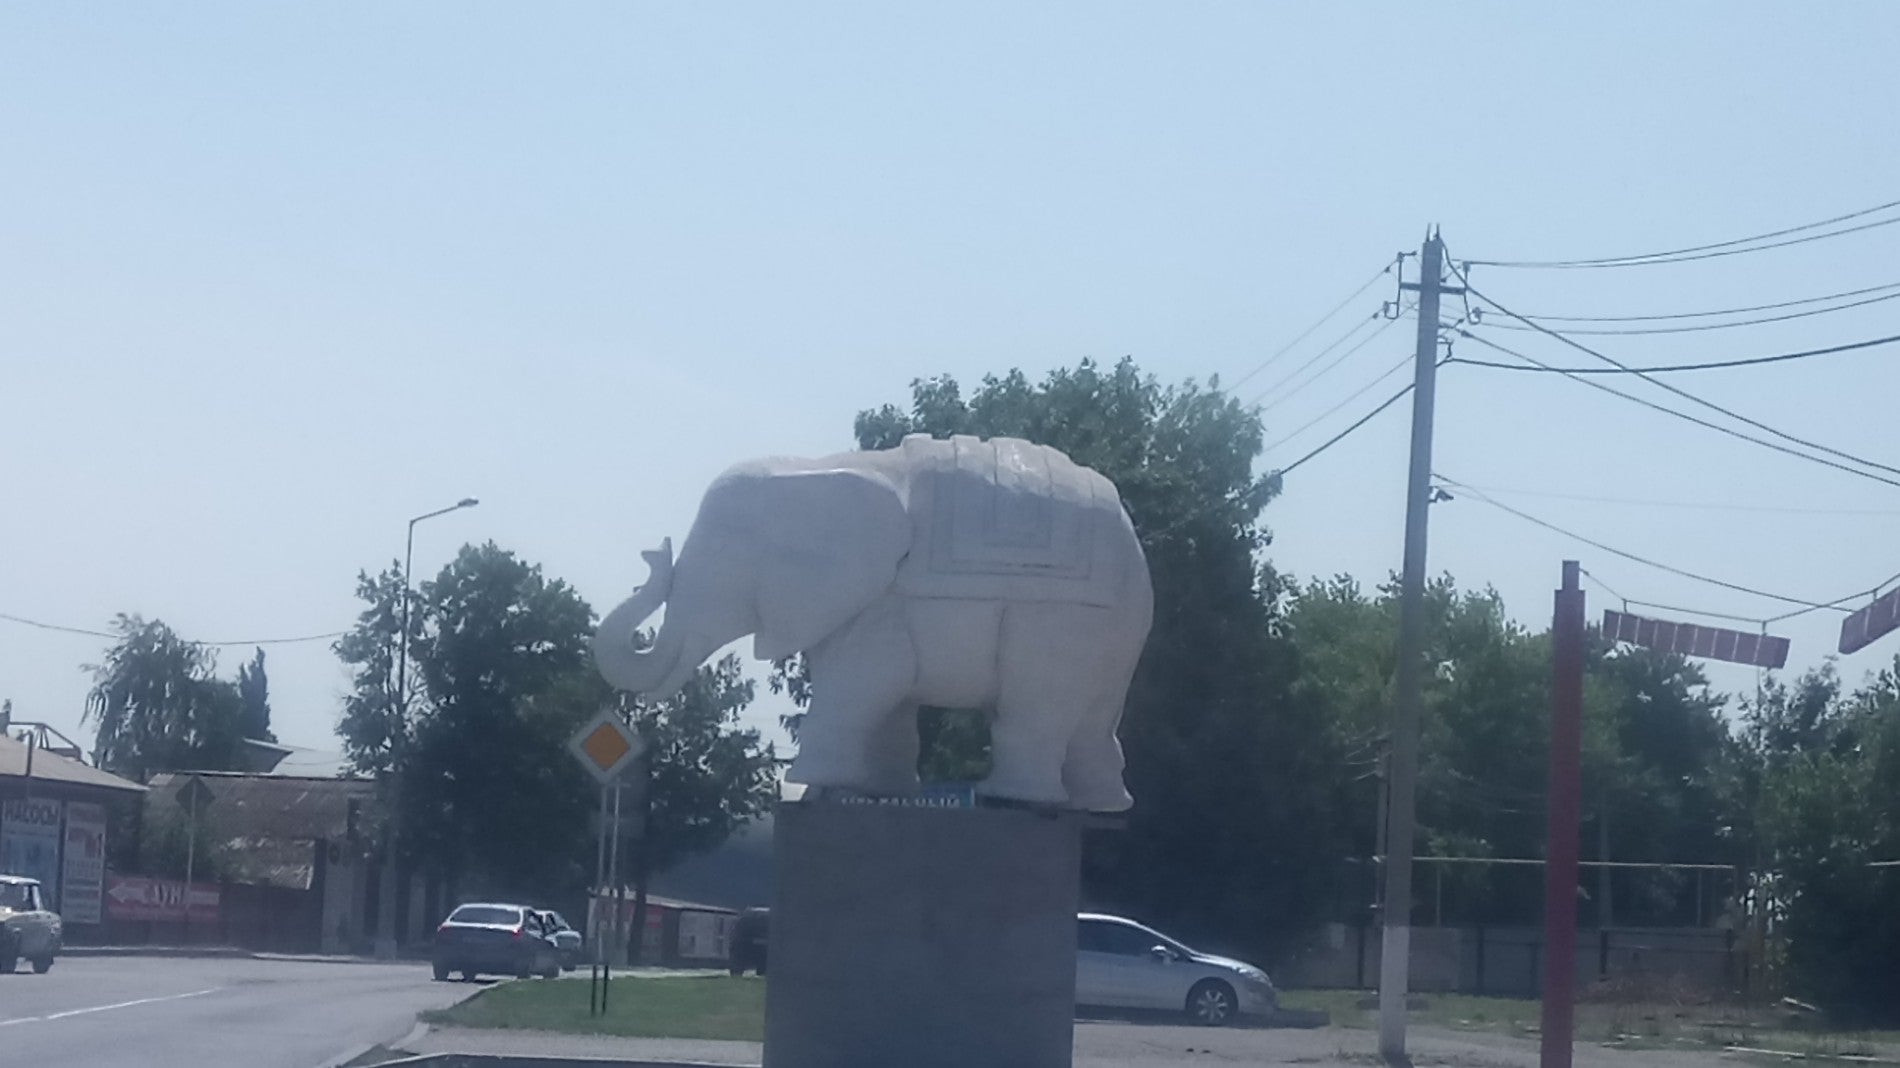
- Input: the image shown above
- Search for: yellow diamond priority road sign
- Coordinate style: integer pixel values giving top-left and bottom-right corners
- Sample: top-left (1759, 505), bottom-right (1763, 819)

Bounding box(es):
top-left (567, 711), bottom-right (645, 784)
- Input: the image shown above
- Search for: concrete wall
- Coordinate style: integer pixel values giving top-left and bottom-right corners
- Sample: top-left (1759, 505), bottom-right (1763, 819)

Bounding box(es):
top-left (765, 801), bottom-right (1081, 1068)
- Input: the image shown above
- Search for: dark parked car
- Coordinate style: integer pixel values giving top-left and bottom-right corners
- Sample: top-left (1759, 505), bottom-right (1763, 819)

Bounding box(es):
top-left (728, 907), bottom-right (768, 976)
top-left (534, 908), bottom-right (583, 971)
top-left (432, 903), bottom-right (561, 981)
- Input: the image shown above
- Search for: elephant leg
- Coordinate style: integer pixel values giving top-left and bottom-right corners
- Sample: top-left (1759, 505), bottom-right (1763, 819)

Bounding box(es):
top-left (986, 603), bottom-right (1105, 806)
top-left (786, 597), bottom-right (918, 794)
top-left (1061, 661), bottom-right (1137, 813)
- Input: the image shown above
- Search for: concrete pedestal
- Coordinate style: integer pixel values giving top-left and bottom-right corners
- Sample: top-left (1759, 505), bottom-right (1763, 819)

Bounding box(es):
top-left (764, 801), bottom-right (1082, 1068)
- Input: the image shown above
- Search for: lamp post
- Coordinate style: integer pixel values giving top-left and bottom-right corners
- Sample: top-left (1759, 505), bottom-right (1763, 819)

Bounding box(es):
top-left (375, 496), bottom-right (478, 959)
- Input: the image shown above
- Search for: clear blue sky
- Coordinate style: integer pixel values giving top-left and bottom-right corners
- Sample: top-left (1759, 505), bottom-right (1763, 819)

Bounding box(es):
top-left (4, 3), bottom-right (1897, 766)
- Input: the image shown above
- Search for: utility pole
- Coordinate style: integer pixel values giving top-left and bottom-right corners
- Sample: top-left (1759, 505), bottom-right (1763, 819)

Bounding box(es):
top-left (1379, 230), bottom-right (1455, 1061)
top-left (1542, 561), bottom-right (1587, 1068)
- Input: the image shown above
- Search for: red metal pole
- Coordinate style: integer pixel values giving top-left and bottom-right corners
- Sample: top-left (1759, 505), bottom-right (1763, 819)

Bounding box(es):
top-left (1541, 561), bottom-right (1586, 1068)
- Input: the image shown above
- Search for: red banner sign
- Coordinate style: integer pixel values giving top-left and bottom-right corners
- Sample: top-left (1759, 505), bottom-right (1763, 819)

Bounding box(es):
top-left (1839, 586), bottom-right (1900, 655)
top-left (104, 875), bottom-right (220, 923)
top-left (1603, 610), bottom-right (1789, 669)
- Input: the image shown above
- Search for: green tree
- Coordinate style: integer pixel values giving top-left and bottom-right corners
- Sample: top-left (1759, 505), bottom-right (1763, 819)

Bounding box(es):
top-left (844, 359), bottom-right (1346, 960)
top-left (1739, 659), bottom-right (1900, 1023)
top-left (334, 565), bottom-right (421, 777)
top-left (236, 647), bottom-right (273, 741)
top-left (83, 615), bottom-right (245, 781)
top-left (336, 542), bottom-right (779, 906)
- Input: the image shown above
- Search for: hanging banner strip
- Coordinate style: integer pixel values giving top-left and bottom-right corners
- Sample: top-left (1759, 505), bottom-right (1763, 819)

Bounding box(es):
top-left (1839, 586), bottom-right (1900, 655)
top-left (1603, 609), bottom-right (1789, 669)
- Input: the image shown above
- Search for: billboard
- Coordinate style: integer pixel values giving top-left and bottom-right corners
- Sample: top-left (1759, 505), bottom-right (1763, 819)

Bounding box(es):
top-left (61, 803), bottom-right (108, 925)
top-left (104, 875), bottom-right (219, 923)
top-left (1, 798), bottom-right (64, 902)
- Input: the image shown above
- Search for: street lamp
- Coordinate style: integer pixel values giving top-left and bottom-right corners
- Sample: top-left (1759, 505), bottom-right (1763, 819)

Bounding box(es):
top-left (376, 496), bottom-right (479, 959)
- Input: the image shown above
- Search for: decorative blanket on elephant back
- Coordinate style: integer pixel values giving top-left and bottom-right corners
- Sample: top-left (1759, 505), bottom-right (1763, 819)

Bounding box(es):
top-left (894, 434), bottom-right (1124, 607)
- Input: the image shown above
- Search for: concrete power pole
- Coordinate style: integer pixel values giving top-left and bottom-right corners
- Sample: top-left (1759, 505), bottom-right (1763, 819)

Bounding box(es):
top-left (1379, 230), bottom-right (1454, 1061)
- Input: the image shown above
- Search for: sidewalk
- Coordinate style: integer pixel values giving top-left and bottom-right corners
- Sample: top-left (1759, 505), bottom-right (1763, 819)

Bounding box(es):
top-left (62, 945), bottom-right (427, 964)
top-left (404, 1019), bottom-right (1762, 1068)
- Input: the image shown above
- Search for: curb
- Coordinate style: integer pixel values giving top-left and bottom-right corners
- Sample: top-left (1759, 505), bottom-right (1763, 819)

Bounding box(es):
top-left (62, 945), bottom-right (252, 959)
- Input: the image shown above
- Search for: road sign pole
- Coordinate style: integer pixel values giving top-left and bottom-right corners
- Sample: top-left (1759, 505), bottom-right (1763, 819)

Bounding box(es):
top-left (606, 781), bottom-right (622, 1010)
top-left (183, 794), bottom-right (196, 944)
top-left (592, 783), bottom-right (609, 1016)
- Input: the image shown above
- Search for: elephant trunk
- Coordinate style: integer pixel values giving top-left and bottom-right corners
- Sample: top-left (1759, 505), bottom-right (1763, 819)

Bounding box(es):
top-left (593, 539), bottom-right (686, 695)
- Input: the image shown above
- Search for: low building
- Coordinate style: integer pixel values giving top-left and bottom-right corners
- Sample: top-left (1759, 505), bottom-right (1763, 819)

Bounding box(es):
top-left (143, 771), bottom-right (430, 954)
top-left (0, 733), bottom-right (144, 934)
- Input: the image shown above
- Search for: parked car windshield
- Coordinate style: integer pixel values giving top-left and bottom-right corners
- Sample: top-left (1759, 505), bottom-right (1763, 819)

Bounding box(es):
top-left (447, 906), bottom-right (521, 926)
top-left (0, 883), bottom-right (34, 909)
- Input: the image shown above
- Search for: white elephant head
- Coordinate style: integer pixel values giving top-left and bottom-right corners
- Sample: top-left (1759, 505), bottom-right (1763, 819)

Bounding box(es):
top-left (593, 463), bottom-right (912, 699)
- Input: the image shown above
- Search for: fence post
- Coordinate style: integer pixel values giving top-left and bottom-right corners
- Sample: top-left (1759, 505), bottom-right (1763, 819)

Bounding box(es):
top-left (1475, 925), bottom-right (1487, 995)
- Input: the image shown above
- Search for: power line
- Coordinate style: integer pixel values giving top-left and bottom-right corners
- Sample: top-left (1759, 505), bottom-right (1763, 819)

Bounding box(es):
top-left (1448, 330), bottom-right (1900, 375)
top-left (1452, 265), bottom-right (1900, 482)
top-left (1451, 331), bottom-right (1900, 491)
top-left (1434, 474), bottom-right (1849, 612)
top-left (1465, 196), bottom-right (1900, 269)
top-left (1272, 382), bottom-right (1416, 479)
top-left (1475, 288), bottom-right (1900, 335)
top-left (0, 611), bottom-right (343, 647)
top-left (1245, 312), bottom-right (1381, 407)
top-left (1228, 263), bottom-right (1394, 392)
top-left (1263, 351), bottom-right (1419, 451)
top-left (1503, 280), bottom-right (1900, 323)
top-left (1429, 482), bottom-right (1900, 517)
top-left (1253, 310), bottom-right (1409, 413)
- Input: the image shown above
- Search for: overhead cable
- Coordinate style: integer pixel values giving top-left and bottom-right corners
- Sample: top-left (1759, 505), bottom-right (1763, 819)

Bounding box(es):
top-left (1272, 382), bottom-right (1416, 479)
top-left (1245, 312), bottom-right (1381, 407)
top-left (1465, 196), bottom-right (1900, 268)
top-left (1450, 331), bottom-right (1900, 491)
top-left (1263, 351), bottom-right (1419, 451)
top-left (1252, 310), bottom-right (1408, 412)
top-left (1433, 475), bottom-right (1847, 612)
top-left (1228, 263), bottom-right (1394, 391)
top-left (1447, 331), bottom-right (1900, 375)
top-left (1429, 482), bottom-right (1900, 517)
top-left (1506, 280), bottom-right (1900, 323)
top-left (1475, 288), bottom-right (1900, 335)
top-left (0, 610), bottom-right (343, 647)
top-left (1452, 264), bottom-right (1900, 481)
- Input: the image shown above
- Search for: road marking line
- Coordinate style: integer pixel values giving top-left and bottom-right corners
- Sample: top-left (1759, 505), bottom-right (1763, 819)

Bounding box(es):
top-left (0, 987), bottom-right (220, 1028)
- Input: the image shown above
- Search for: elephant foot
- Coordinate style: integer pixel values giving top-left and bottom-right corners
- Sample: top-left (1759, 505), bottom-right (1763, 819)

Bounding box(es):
top-left (1063, 781), bottom-right (1133, 813)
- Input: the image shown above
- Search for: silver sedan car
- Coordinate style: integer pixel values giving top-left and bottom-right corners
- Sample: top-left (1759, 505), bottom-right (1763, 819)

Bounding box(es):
top-left (1076, 913), bottom-right (1276, 1025)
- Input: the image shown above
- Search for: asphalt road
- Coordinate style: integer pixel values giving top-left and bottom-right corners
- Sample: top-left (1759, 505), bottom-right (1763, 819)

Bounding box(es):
top-left (0, 955), bottom-right (477, 1068)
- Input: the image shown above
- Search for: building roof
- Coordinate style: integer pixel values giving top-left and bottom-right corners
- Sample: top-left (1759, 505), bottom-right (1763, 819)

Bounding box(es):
top-left (0, 734), bottom-right (145, 795)
top-left (146, 772), bottom-right (377, 890)
top-left (147, 771), bottom-right (374, 840)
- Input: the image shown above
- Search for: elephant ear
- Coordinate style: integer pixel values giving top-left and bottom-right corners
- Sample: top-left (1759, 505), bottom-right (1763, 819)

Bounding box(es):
top-left (751, 468), bottom-right (911, 662)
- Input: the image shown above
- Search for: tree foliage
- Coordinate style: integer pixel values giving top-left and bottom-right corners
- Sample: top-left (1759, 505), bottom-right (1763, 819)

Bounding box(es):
top-left (83, 615), bottom-right (246, 781)
top-left (236, 648), bottom-right (273, 742)
top-left (334, 541), bottom-right (777, 902)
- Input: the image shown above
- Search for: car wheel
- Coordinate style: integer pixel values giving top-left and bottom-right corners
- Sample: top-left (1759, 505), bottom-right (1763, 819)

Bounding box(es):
top-left (1187, 979), bottom-right (1237, 1026)
top-left (0, 934), bottom-right (15, 975)
top-left (31, 955), bottom-right (53, 974)
top-left (459, 969), bottom-right (477, 982)
top-left (432, 963), bottom-right (451, 982)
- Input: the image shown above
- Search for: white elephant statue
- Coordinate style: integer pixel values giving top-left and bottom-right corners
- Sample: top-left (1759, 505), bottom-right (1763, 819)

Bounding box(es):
top-left (593, 434), bottom-right (1153, 812)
